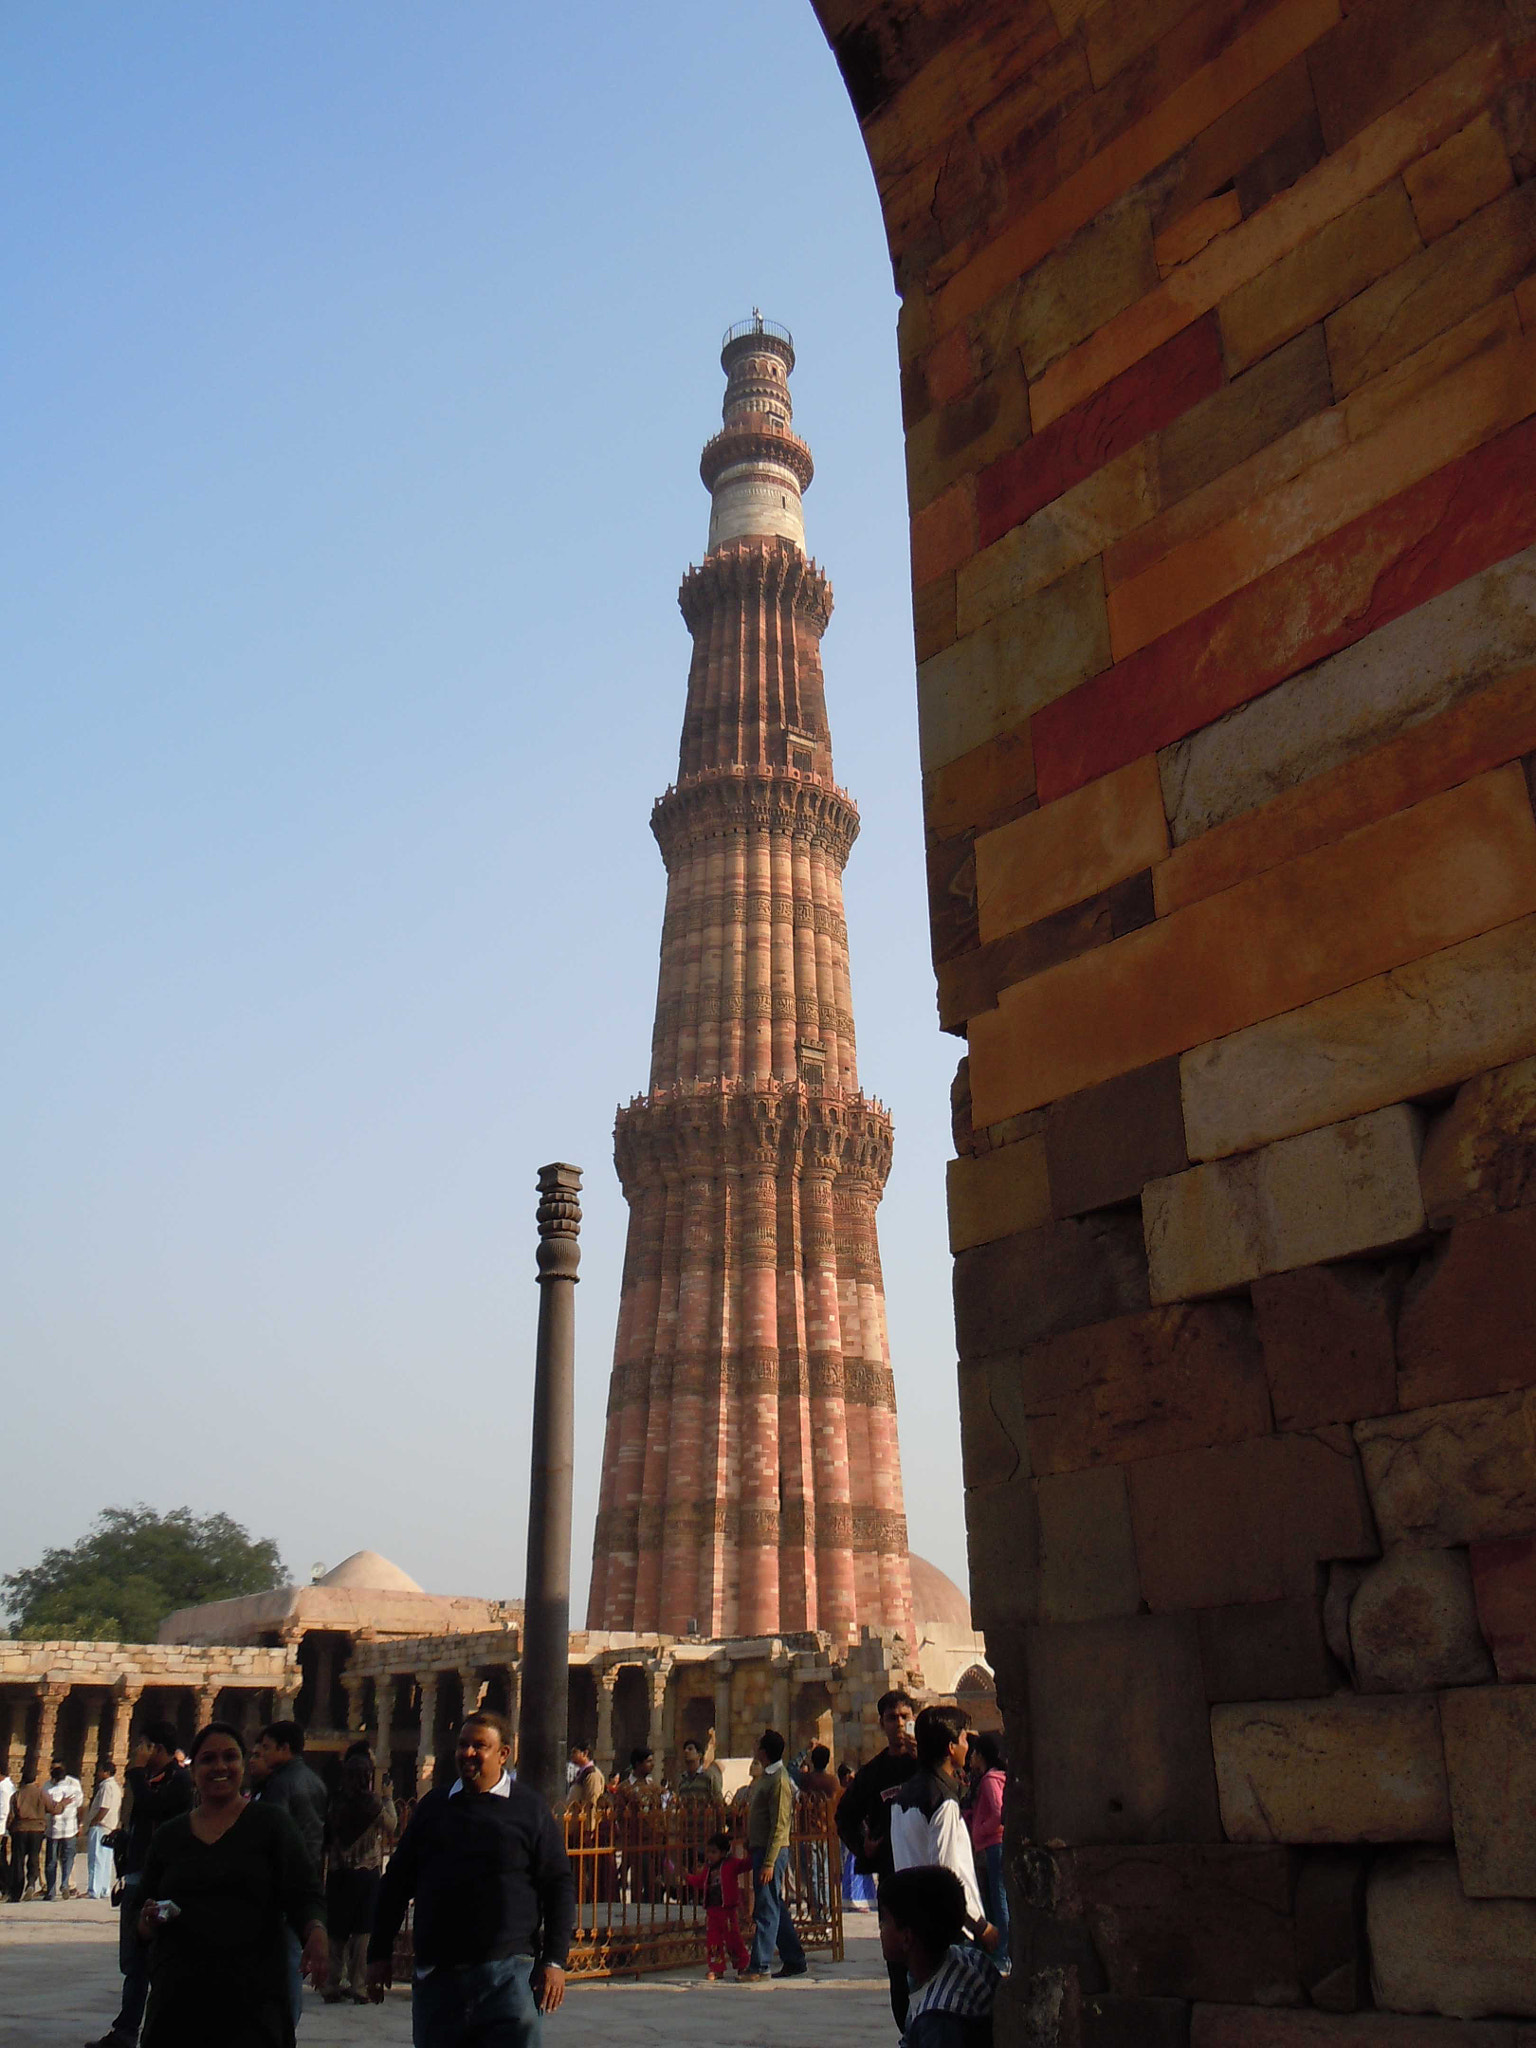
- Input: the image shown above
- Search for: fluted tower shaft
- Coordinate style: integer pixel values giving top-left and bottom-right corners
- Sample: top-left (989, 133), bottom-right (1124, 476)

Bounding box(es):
top-left (588, 320), bottom-right (913, 1644)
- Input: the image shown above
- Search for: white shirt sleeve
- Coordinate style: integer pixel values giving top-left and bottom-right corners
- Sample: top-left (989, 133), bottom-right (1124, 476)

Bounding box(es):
top-left (931, 1799), bottom-right (986, 1927)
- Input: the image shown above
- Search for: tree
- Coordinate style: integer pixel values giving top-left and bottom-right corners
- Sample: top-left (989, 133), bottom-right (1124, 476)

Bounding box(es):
top-left (2, 1505), bottom-right (285, 1642)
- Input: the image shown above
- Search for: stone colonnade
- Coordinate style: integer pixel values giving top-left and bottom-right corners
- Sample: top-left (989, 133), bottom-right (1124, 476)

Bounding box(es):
top-left (0, 1641), bottom-right (298, 1785)
top-left (819, 0), bottom-right (1536, 2034)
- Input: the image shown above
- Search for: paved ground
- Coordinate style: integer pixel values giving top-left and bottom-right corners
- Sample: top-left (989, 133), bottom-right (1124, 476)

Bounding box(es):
top-left (0, 1896), bottom-right (894, 2047)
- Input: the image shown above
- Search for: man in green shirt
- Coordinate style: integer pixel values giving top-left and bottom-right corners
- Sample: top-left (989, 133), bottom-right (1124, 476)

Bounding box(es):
top-left (744, 1729), bottom-right (806, 1979)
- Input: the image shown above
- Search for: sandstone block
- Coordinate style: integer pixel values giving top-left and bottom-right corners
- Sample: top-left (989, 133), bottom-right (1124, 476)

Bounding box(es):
top-left (1469, 1535), bottom-right (1536, 1682)
top-left (1026, 1613), bottom-right (1222, 1844)
top-left (952, 1208), bottom-right (1149, 1358)
top-left (904, 367), bottom-right (1034, 515)
top-left (972, 768), bottom-right (1536, 1128)
top-left (1212, 1695), bottom-right (1452, 1844)
top-left (958, 1357), bottom-right (1021, 1493)
top-left (1307, 0), bottom-right (1506, 152)
top-left (1083, 1995), bottom-right (1192, 2048)
top-left (1154, 52), bottom-right (1316, 238)
top-left (936, 888), bottom-right (1115, 1034)
top-left (964, 1477), bottom-right (1041, 1633)
top-left (912, 569), bottom-right (956, 666)
top-left (1355, 1390), bottom-right (1536, 1547)
top-left (1182, 916), bottom-right (1536, 1165)
top-left (1235, 102), bottom-right (1326, 220)
top-left (1440, 1685), bottom-right (1536, 1897)
top-left (1295, 1852), bottom-right (1369, 2012)
top-left (1157, 659), bottom-right (1536, 918)
top-left (1007, 1301), bottom-right (1270, 1476)
top-left (1397, 1208), bottom-right (1536, 1407)
top-left (1128, 1430), bottom-right (1377, 1612)
top-left (917, 557), bottom-right (1111, 775)
top-left (975, 319), bottom-right (1224, 546)
top-left (1344, 295), bottom-right (1522, 446)
top-left (958, 446), bottom-right (1154, 638)
top-left (1158, 548), bottom-right (1536, 849)
top-left (1033, 409), bottom-right (1536, 804)
top-left (1112, 324), bottom-right (1536, 662)
top-left (1347, 1547), bottom-right (1494, 1693)
top-left (1192, 2006), bottom-right (1519, 2044)
top-left (1044, 1057), bottom-right (1189, 1218)
top-left (1198, 1597), bottom-right (1335, 1704)
top-left (947, 1138), bottom-right (1052, 1253)
top-left (1328, 182), bottom-right (1536, 396)
top-left (1012, 199), bottom-right (1158, 382)
top-left (1220, 184), bottom-right (1422, 377)
top-left (1409, 112), bottom-right (1515, 241)
top-left (1157, 326), bottom-right (1333, 510)
top-left (1252, 1263), bottom-right (1400, 1431)
top-left (1420, 1054), bottom-right (1536, 1229)
top-left (924, 721), bottom-right (1035, 840)
top-left (1369, 1848), bottom-right (1536, 2019)
top-left (910, 478), bottom-right (976, 586)
top-left (1037, 1465), bottom-right (1142, 1623)
top-left (1157, 190), bottom-right (1243, 274)
top-left (1068, 1843), bottom-right (1300, 2005)
top-left (1145, 1107), bottom-right (1427, 1305)
top-left (976, 754), bottom-right (1168, 942)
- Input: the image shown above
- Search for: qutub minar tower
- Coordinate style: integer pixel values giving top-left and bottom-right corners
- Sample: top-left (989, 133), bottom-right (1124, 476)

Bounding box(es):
top-left (588, 317), bottom-right (914, 1646)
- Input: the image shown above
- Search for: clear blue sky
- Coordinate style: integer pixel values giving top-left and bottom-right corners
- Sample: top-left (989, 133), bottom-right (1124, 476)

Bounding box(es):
top-left (2, 3), bottom-right (967, 1609)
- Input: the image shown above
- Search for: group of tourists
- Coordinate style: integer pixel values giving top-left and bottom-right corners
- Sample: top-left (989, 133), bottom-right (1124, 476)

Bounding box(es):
top-left (3, 1687), bottom-right (1005, 2048)
top-left (1, 1756), bottom-right (118, 1901)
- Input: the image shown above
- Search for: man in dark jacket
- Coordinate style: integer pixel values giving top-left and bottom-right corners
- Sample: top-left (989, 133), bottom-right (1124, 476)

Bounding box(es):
top-left (87, 1719), bottom-right (193, 2047)
top-left (250, 1719), bottom-right (329, 2030)
top-left (836, 1689), bottom-right (919, 2029)
top-left (367, 1709), bottom-right (574, 2046)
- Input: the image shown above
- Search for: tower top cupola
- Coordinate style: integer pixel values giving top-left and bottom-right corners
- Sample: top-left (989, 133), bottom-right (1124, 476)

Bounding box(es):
top-left (701, 312), bottom-right (814, 554)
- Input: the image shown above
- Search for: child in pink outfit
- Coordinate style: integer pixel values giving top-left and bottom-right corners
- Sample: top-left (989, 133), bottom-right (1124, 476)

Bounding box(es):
top-left (686, 1829), bottom-right (753, 1979)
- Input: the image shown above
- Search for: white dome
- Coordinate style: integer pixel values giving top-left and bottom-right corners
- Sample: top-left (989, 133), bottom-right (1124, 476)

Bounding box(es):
top-left (315, 1550), bottom-right (423, 1593)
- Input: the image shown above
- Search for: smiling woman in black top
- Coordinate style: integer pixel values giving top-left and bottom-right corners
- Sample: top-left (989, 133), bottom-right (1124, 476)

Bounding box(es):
top-left (136, 1721), bottom-right (327, 2048)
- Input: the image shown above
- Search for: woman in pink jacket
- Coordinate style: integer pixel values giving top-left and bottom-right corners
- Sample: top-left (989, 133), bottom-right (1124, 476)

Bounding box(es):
top-left (965, 1733), bottom-right (1009, 1970)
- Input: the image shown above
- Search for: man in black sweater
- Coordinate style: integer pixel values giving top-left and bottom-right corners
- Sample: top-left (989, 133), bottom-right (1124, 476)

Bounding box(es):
top-left (367, 1709), bottom-right (574, 2046)
top-left (836, 1688), bottom-right (919, 2032)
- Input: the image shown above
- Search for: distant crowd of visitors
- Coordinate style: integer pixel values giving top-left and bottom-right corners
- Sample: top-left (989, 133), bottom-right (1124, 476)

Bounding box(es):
top-left (0, 1685), bottom-right (1005, 2048)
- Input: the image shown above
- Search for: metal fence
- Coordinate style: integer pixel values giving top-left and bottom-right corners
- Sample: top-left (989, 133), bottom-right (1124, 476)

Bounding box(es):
top-left (565, 1788), bottom-right (844, 1978)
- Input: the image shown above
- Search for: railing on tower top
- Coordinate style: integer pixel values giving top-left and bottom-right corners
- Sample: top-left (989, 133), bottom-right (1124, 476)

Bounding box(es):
top-left (565, 1788), bottom-right (843, 1978)
top-left (721, 314), bottom-right (794, 353)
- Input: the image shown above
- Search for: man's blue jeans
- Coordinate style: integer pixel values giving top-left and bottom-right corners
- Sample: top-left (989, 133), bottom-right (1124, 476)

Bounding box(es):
top-left (45, 1835), bottom-right (77, 1898)
top-left (411, 1954), bottom-right (541, 2048)
top-left (749, 1848), bottom-right (806, 1974)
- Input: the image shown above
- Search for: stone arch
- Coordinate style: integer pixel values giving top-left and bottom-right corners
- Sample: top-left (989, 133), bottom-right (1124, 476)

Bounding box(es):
top-left (813, 0), bottom-right (1536, 2034)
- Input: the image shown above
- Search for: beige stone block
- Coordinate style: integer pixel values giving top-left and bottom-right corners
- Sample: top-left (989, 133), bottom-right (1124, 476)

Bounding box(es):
top-left (1011, 199), bottom-right (1159, 382)
top-left (1441, 1686), bottom-right (1536, 1898)
top-left (1344, 295), bottom-right (1522, 445)
top-left (1404, 113), bottom-right (1515, 242)
top-left (947, 1139), bottom-right (1053, 1253)
top-left (1212, 1695), bottom-right (1452, 1844)
top-left (956, 446), bottom-right (1154, 638)
top-left (1348, 1548), bottom-right (1495, 1693)
top-left (1157, 544), bottom-right (1536, 848)
top-left (1182, 917), bottom-right (1536, 1164)
top-left (1420, 1054), bottom-right (1536, 1228)
top-left (976, 754), bottom-right (1168, 943)
top-left (917, 557), bottom-right (1111, 775)
top-left (1355, 1391), bottom-right (1536, 1548)
top-left (1145, 1106), bottom-right (1426, 1304)
top-left (1369, 1848), bottom-right (1536, 2018)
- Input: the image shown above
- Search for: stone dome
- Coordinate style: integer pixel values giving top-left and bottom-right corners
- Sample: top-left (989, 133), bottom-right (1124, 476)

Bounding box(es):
top-left (908, 1554), bottom-right (973, 1630)
top-left (314, 1550), bottom-right (423, 1593)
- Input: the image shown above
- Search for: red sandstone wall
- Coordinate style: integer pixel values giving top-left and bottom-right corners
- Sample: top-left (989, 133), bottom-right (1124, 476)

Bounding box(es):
top-left (816, 0), bottom-right (1536, 2037)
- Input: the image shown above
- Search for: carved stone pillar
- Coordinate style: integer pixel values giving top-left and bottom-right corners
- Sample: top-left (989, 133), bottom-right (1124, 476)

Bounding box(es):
top-left (342, 1675), bottom-right (365, 1736)
top-left (646, 1663), bottom-right (670, 1781)
top-left (193, 1682), bottom-right (221, 1731)
top-left (84, 1694), bottom-right (111, 1783)
top-left (374, 1675), bottom-right (395, 1769)
top-left (416, 1672), bottom-right (439, 1795)
top-left (504, 1665), bottom-right (521, 1766)
top-left (311, 1637), bottom-right (337, 1732)
top-left (771, 1658), bottom-right (792, 1743)
top-left (32, 1682), bottom-right (68, 1776)
top-left (712, 1658), bottom-right (733, 1756)
top-left (239, 1690), bottom-right (262, 1746)
top-left (595, 1668), bottom-right (617, 1772)
top-left (109, 1682), bottom-right (143, 1776)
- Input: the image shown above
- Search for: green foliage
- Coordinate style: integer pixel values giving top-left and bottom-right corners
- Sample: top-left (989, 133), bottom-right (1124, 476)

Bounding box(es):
top-left (3, 1505), bottom-right (285, 1643)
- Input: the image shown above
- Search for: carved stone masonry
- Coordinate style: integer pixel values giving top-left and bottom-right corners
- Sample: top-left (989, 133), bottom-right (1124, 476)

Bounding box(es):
top-left (587, 319), bottom-right (914, 1645)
